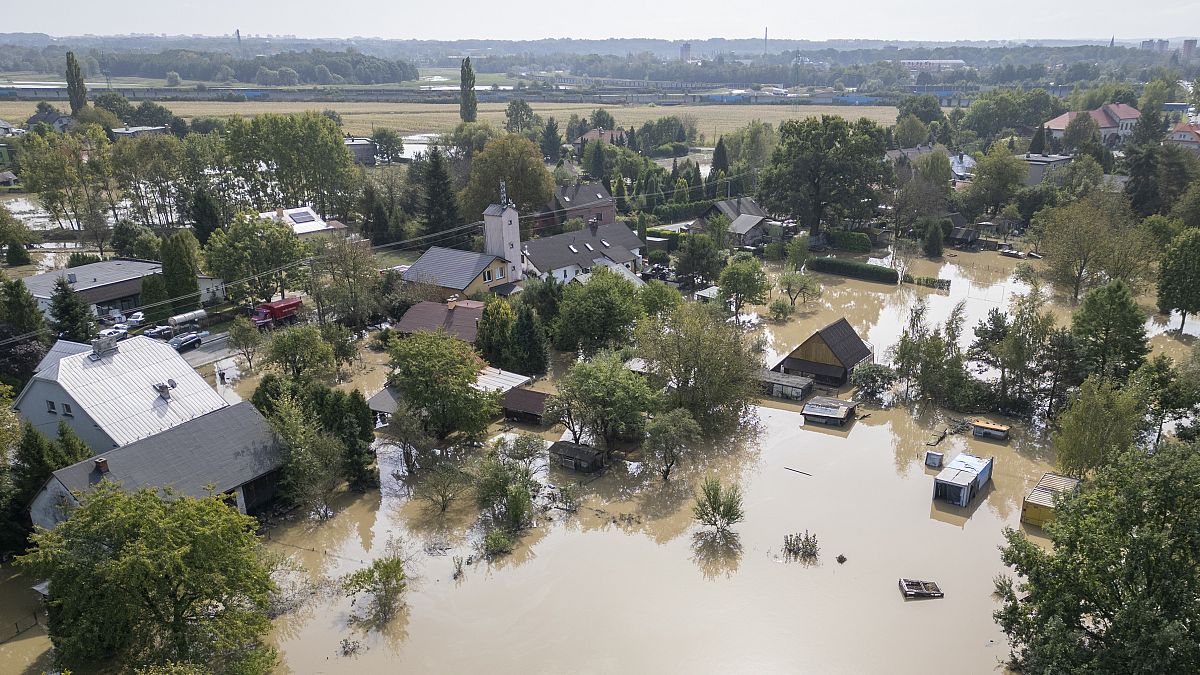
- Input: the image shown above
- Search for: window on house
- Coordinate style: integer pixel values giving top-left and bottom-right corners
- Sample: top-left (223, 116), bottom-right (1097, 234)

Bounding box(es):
top-left (62, 403), bottom-right (73, 417)
top-left (497, 266), bottom-right (505, 279)
top-left (483, 270), bottom-right (493, 283)
top-left (46, 400), bottom-right (56, 414)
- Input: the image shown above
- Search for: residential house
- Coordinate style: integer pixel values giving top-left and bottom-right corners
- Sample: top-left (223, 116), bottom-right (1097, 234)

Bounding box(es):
top-left (394, 300), bottom-right (484, 343)
top-left (771, 318), bottom-right (873, 386)
top-left (344, 137), bottom-right (377, 165)
top-left (1043, 103), bottom-right (1140, 146)
top-left (26, 111), bottom-right (73, 133)
top-left (258, 206), bottom-right (347, 240)
top-left (523, 221), bottom-right (645, 284)
top-left (572, 127), bottom-right (626, 155)
top-left (28, 402), bottom-right (280, 530)
top-left (367, 366), bottom-right (530, 423)
top-left (402, 247), bottom-right (511, 298)
top-left (12, 336), bottom-right (229, 453)
top-left (729, 214), bottom-right (769, 247)
top-left (1166, 121), bottom-right (1200, 152)
top-left (1020, 154), bottom-right (1073, 185)
top-left (885, 143), bottom-right (940, 164)
top-left (20, 258), bottom-right (163, 316)
top-left (949, 152), bottom-right (976, 180)
top-left (0, 119), bottom-right (13, 136)
top-left (700, 196), bottom-right (770, 225)
top-left (534, 181), bottom-right (616, 231)
top-left (111, 126), bottom-right (169, 139)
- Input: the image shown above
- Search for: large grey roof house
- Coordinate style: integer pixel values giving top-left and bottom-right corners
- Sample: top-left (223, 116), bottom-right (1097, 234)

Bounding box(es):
top-left (20, 258), bottom-right (162, 316)
top-left (12, 336), bottom-right (229, 453)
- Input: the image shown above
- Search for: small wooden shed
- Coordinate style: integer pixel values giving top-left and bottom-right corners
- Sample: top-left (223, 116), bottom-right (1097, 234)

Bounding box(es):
top-left (758, 369), bottom-right (814, 401)
top-left (501, 388), bottom-right (549, 425)
top-left (1020, 473), bottom-right (1081, 527)
top-left (970, 419), bottom-right (1011, 440)
top-left (801, 396), bottom-right (857, 427)
top-left (933, 453), bottom-right (994, 507)
top-left (773, 318), bottom-right (873, 386)
top-left (548, 441), bottom-right (603, 473)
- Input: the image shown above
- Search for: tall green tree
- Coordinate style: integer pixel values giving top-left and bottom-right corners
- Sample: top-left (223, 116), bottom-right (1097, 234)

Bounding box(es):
top-left (547, 351), bottom-right (657, 452)
top-left (459, 58), bottom-right (478, 123)
top-left (968, 144), bottom-right (1028, 214)
top-left (64, 51), bottom-right (88, 116)
top-left (540, 116), bottom-right (562, 162)
top-left (555, 267), bottom-right (644, 355)
top-left (644, 408), bottom-right (702, 480)
top-left (461, 134), bottom-right (555, 219)
top-left (893, 114), bottom-right (929, 148)
top-left (674, 233), bottom-right (723, 287)
top-left (48, 277), bottom-right (95, 343)
top-left (161, 230), bottom-right (202, 313)
top-left (711, 137), bottom-right (730, 176)
top-left (475, 297), bottom-right (517, 370)
top-left (504, 99), bottom-right (537, 135)
top-left (1157, 228), bottom-right (1200, 331)
top-left (265, 325), bottom-right (334, 382)
top-left (758, 115), bottom-right (890, 235)
top-left (138, 274), bottom-right (171, 325)
top-left (1071, 280), bottom-right (1149, 381)
top-left (994, 440), bottom-right (1200, 674)
top-left (2, 276), bottom-right (46, 338)
top-left (509, 303), bottom-right (548, 376)
top-left (388, 331), bottom-right (498, 441)
top-left (268, 393), bottom-right (345, 516)
top-left (1027, 124), bottom-right (1047, 154)
top-left (1052, 376), bottom-right (1143, 477)
top-left (635, 303), bottom-right (759, 429)
top-left (422, 145), bottom-right (460, 234)
top-left (188, 189), bottom-right (222, 246)
top-left (18, 483), bottom-right (276, 673)
top-left (718, 256), bottom-right (769, 318)
top-left (370, 128), bottom-right (404, 164)
top-left (204, 213), bottom-right (306, 303)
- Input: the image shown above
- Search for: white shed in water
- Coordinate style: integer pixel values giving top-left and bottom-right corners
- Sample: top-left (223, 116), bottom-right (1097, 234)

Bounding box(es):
top-left (933, 453), bottom-right (994, 507)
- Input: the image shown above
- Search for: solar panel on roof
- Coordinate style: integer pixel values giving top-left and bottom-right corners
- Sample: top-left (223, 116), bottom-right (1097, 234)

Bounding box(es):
top-left (289, 211), bottom-right (316, 224)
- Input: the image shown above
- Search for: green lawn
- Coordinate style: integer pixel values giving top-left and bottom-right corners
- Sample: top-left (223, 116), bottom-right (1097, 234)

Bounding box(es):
top-left (375, 249), bottom-right (420, 269)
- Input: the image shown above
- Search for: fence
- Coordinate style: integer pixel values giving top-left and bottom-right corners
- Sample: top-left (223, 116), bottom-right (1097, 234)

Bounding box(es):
top-left (0, 609), bottom-right (45, 645)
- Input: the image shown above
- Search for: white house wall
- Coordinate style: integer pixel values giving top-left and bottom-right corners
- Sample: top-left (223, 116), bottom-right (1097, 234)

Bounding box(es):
top-left (15, 379), bottom-right (117, 453)
top-left (29, 477), bottom-right (79, 530)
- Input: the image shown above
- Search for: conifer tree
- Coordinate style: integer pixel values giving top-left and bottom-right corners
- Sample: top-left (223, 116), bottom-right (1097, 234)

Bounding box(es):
top-left (476, 297), bottom-right (517, 370)
top-left (712, 137), bottom-right (730, 176)
top-left (138, 274), bottom-right (171, 325)
top-left (1028, 124), bottom-right (1047, 154)
top-left (510, 303), bottom-right (548, 376)
top-left (2, 277), bottom-right (46, 338)
top-left (423, 146), bottom-right (460, 234)
top-left (160, 230), bottom-right (202, 312)
top-left (48, 278), bottom-right (95, 343)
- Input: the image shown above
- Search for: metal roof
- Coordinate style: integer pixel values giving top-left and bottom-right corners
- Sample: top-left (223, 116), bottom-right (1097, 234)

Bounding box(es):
top-left (473, 367), bottom-right (530, 393)
top-left (50, 402), bottom-right (278, 498)
top-left (802, 396), bottom-right (856, 420)
top-left (21, 259), bottom-right (161, 300)
top-left (935, 453), bottom-right (992, 487)
top-left (707, 197), bottom-right (769, 221)
top-left (402, 246), bottom-right (501, 291)
top-left (502, 387), bottom-right (548, 416)
top-left (23, 336), bottom-right (228, 446)
top-left (35, 340), bottom-right (90, 373)
top-left (815, 318), bottom-right (873, 370)
top-left (523, 222), bottom-right (643, 274)
top-left (1024, 473), bottom-right (1081, 508)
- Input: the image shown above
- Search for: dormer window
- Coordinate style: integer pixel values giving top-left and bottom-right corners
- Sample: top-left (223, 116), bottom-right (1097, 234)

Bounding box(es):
top-left (601, 239), bottom-right (610, 247)
top-left (46, 400), bottom-right (57, 414)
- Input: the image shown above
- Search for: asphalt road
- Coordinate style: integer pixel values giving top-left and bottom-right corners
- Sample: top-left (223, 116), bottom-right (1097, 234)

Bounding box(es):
top-left (182, 332), bottom-right (235, 368)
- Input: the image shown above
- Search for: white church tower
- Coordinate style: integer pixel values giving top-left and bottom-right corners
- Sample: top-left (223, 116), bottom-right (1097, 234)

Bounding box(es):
top-left (482, 181), bottom-right (523, 282)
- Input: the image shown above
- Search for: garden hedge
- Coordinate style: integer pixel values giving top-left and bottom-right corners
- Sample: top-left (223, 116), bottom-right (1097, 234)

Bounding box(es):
top-left (807, 256), bottom-right (899, 284)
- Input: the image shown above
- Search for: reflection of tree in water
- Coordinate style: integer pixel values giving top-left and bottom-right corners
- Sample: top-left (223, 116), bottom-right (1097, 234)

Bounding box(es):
top-left (690, 530), bottom-right (743, 580)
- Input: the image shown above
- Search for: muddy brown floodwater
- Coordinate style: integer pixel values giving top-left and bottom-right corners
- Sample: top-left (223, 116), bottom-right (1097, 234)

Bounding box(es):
top-left (3, 250), bottom-right (1193, 674)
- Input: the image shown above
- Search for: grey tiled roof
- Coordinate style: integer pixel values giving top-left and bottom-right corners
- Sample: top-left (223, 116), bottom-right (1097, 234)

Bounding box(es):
top-left (708, 197), bottom-right (769, 221)
top-left (51, 402), bottom-right (279, 497)
top-left (523, 222), bottom-right (643, 274)
top-left (730, 214), bottom-right (767, 235)
top-left (402, 246), bottom-right (502, 291)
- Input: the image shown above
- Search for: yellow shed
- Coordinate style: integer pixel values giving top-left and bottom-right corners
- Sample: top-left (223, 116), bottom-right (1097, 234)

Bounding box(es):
top-left (1020, 473), bottom-right (1081, 527)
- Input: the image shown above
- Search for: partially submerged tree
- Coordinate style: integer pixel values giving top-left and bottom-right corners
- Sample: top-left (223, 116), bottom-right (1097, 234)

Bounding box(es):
top-left (692, 478), bottom-right (745, 534)
top-left (388, 331), bottom-right (497, 441)
top-left (342, 545), bottom-right (407, 626)
top-left (644, 408), bottom-right (702, 480)
top-left (1052, 376), bottom-right (1142, 478)
top-left (547, 351), bottom-right (658, 453)
top-left (718, 256), bottom-right (769, 319)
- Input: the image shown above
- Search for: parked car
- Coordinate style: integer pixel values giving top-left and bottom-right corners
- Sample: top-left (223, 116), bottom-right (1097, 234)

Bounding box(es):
top-left (98, 312), bottom-right (126, 326)
top-left (143, 325), bottom-right (173, 339)
top-left (168, 332), bottom-right (202, 352)
top-left (125, 312), bottom-right (145, 326)
top-left (98, 327), bottom-right (128, 341)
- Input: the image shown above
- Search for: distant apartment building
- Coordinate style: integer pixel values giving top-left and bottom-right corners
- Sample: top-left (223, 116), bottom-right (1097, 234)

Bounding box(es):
top-left (899, 59), bottom-right (966, 73)
top-left (680, 42), bottom-right (692, 62)
top-left (1183, 39), bottom-right (1197, 61)
top-left (1140, 39), bottom-right (1169, 53)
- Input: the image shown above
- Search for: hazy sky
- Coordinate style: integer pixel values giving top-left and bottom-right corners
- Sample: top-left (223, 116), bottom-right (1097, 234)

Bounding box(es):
top-left (6, 0), bottom-right (1198, 43)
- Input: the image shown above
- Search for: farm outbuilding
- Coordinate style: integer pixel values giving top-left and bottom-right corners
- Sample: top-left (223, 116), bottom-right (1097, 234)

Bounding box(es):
top-left (1020, 473), bottom-right (1081, 527)
top-left (801, 396), bottom-right (857, 426)
top-left (772, 318), bottom-right (873, 386)
top-left (933, 453), bottom-right (994, 507)
top-left (501, 388), bottom-right (549, 425)
top-left (970, 419), bottom-right (1010, 440)
top-left (759, 369), bottom-right (814, 401)
top-left (548, 441), bottom-right (603, 473)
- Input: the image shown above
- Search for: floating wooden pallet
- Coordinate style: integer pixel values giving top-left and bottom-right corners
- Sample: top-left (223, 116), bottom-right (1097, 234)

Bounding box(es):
top-left (899, 578), bottom-right (944, 598)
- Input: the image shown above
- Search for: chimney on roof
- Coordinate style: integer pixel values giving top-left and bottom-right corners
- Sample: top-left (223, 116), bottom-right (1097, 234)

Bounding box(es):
top-left (447, 299), bottom-right (457, 311)
top-left (153, 379), bottom-right (177, 400)
top-left (90, 335), bottom-right (119, 359)
top-left (66, 272), bottom-right (76, 284)
top-left (94, 457), bottom-right (109, 474)
top-left (276, 208), bottom-right (285, 219)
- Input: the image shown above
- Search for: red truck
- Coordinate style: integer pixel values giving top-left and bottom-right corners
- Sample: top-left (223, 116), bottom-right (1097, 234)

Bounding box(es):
top-left (250, 297), bottom-right (303, 328)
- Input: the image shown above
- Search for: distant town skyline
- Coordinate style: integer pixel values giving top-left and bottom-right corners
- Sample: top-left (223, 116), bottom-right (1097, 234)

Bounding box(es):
top-left (5, 0), bottom-right (1198, 45)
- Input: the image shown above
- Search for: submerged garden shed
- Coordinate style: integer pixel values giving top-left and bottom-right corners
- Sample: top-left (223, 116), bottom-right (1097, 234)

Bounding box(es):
top-left (1020, 473), bottom-right (1081, 527)
top-left (759, 369), bottom-right (814, 401)
top-left (933, 453), bottom-right (994, 507)
top-left (548, 441), bottom-right (603, 473)
top-left (801, 396), bottom-right (857, 426)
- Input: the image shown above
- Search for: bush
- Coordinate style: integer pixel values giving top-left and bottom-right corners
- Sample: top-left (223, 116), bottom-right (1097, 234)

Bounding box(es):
top-left (652, 199), bottom-right (719, 224)
top-left (827, 230), bottom-right (873, 253)
top-left (764, 241), bottom-right (785, 261)
top-left (651, 142), bottom-right (690, 157)
top-left (647, 249), bottom-right (670, 266)
top-left (693, 478), bottom-right (745, 533)
top-left (768, 297), bottom-right (792, 322)
top-left (807, 257), bottom-right (899, 284)
top-left (5, 238), bottom-right (31, 266)
top-left (483, 528), bottom-right (514, 557)
top-left (849, 363), bottom-right (898, 399)
top-left (783, 530), bottom-right (820, 561)
top-left (66, 252), bottom-right (101, 268)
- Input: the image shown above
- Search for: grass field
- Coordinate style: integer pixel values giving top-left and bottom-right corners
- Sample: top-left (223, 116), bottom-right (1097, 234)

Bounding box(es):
top-left (0, 99), bottom-right (900, 138)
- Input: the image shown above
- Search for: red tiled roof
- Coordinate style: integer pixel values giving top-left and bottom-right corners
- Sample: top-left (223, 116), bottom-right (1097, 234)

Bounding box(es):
top-left (1045, 104), bottom-right (1140, 131)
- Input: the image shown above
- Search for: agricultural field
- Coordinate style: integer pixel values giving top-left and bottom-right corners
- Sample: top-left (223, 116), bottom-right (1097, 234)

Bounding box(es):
top-left (0, 99), bottom-right (900, 138)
